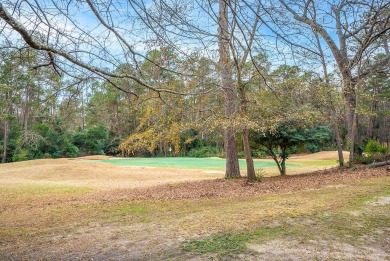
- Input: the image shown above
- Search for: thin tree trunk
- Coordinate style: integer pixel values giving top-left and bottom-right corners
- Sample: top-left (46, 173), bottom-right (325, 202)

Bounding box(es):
top-left (280, 158), bottom-right (286, 176)
top-left (237, 70), bottom-right (255, 181)
top-left (218, 0), bottom-right (240, 178)
top-left (2, 120), bottom-right (8, 163)
top-left (265, 146), bottom-right (285, 176)
top-left (81, 89), bottom-right (85, 130)
top-left (23, 86), bottom-right (29, 131)
top-left (242, 129), bottom-right (256, 181)
top-left (270, 152), bottom-right (282, 175)
top-left (334, 124), bottom-right (344, 167)
top-left (229, 5), bottom-right (259, 182)
top-left (314, 31), bottom-right (345, 167)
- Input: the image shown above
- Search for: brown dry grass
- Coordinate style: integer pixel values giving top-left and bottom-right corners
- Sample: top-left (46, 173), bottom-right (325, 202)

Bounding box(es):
top-left (0, 158), bottom-right (221, 190)
top-left (0, 151), bottom-right (346, 190)
top-left (1, 151), bottom-right (388, 261)
top-left (1, 172), bottom-right (388, 260)
top-left (289, 150), bottom-right (349, 160)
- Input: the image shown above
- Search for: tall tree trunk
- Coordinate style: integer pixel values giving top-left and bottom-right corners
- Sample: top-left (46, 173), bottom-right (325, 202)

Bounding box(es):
top-left (218, 0), bottom-right (240, 178)
top-left (314, 31), bottom-right (345, 167)
top-left (2, 120), bottom-right (8, 163)
top-left (23, 86), bottom-right (29, 131)
top-left (343, 77), bottom-right (357, 166)
top-left (237, 66), bottom-right (255, 181)
top-left (81, 89), bottom-right (85, 130)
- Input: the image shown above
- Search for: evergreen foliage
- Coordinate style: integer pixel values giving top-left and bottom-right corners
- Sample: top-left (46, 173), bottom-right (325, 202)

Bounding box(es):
top-left (252, 125), bottom-right (333, 175)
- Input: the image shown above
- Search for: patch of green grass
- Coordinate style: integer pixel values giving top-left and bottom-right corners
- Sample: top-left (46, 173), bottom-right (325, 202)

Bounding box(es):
top-left (94, 157), bottom-right (299, 169)
top-left (181, 233), bottom-right (249, 255)
top-left (181, 227), bottom-right (284, 256)
top-left (349, 195), bottom-right (377, 206)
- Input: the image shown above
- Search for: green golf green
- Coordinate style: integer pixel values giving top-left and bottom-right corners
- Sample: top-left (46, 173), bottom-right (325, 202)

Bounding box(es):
top-left (94, 157), bottom-right (298, 169)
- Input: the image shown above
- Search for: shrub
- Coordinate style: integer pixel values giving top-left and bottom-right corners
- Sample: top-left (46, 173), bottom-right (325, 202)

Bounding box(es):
top-left (354, 140), bottom-right (389, 165)
top-left (187, 146), bottom-right (219, 158)
top-left (364, 140), bottom-right (388, 155)
top-left (255, 168), bottom-right (265, 182)
top-left (305, 143), bottom-right (321, 153)
top-left (12, 149), bottom-right (29, 162)
top-left (85, 125), bottom-right (108, 154)
top-left (354, 155), bottom-right (373, 165)
top-left (72, 125), bottom-right (109, 155)
top-left (237, 151), bottom-right (245, 159)
top-left (61, 139), bottom-right (79, 158)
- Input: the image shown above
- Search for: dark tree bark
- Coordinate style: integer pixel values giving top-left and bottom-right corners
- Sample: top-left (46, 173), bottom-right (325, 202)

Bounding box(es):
top-left (218, 0), bottom-right (240, 178)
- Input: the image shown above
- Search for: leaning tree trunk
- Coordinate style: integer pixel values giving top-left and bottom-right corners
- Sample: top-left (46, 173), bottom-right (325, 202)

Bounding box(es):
top-left (218, 0), bottom-right (240, 178)
top-left (280, 158), bottom-right (286, 176)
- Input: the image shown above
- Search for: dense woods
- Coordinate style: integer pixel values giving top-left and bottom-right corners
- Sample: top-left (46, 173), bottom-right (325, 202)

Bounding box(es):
top-left (0, 0), bottom-right (389, 177)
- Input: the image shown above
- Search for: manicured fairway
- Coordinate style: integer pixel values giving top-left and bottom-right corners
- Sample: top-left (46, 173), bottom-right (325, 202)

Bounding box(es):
top-left (94, 157), bottom-right (299, 169)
